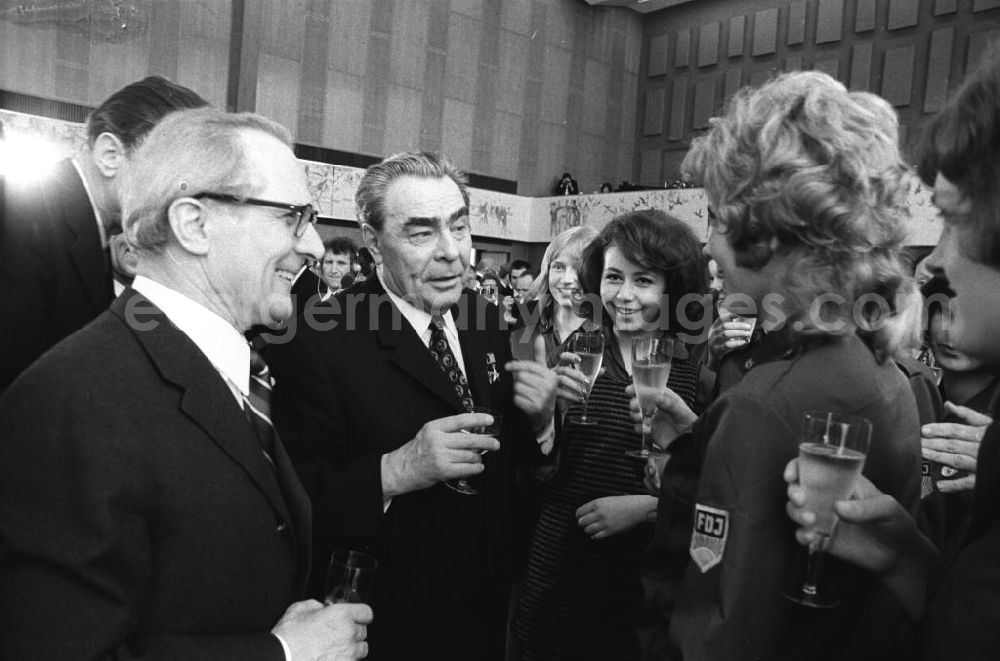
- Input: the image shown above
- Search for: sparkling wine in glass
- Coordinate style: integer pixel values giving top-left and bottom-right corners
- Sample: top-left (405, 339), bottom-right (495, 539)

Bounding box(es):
top-left (568, 331), bottom-right (605, 426)
top-left (627, 336), bottom-right (674, 459)
top-left (325, 549), bottom-right (377, 604)
top-left (446, 406), bottom-right (502, 496)
top-left (783, 411), bottom-right (871, 608)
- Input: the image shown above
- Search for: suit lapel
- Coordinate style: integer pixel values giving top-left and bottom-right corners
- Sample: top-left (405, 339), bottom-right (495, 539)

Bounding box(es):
top-left (58, 161), bottom-right (109, 311)
top-left (270, 433), bottom-right (312, 592)
top-left (366, 278), bottom-right (467, 413)
top-left (112, 290), bottom-right (293, 526)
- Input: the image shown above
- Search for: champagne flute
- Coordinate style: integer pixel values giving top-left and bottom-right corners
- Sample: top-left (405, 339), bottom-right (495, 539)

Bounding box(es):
top-left (446, 406), bottom-right (502, 495)
top-left (325, 549), bottom-right (377, 604)
top-left (568, 331), bottom-right (605, 426)
top-left (627, 336), bottom-right (674, 459)
top-left (783, 411), bottom-right (872, 608)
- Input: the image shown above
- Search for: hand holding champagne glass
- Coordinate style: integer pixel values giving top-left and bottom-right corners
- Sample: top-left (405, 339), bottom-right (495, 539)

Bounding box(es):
top-left (783, 411), bottom-right (872, 608)
top-left (446, 406), bottom-right (502, 495)
top-left (568, 331), bottom-right (604, 425)
top-left (628, 336), bottom-right (674, 459)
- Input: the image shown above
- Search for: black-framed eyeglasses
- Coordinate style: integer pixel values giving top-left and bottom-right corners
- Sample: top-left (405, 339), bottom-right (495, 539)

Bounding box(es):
top-left (192, 192), bottom-right (318, 238)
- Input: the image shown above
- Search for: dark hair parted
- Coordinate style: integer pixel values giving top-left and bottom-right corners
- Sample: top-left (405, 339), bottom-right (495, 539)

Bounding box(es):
top-left (86, 76), bottom-right (208, 151)
top-left (918, 43), bottom-right (1000, 265)
top-left (355, 151), bottom-right (469, 232)
top-left (324, 236), bottom-right (357, 256)
top-left (580, 209), bottom-right (707, 332)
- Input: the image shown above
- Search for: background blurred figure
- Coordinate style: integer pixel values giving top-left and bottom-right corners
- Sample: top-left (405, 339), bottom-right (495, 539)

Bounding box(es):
top-left (0, 76), bottom-right (207, 393)
top-left (514, 210), bottom-right (705, 661)
top-left (321, 237), bottom-right (357, 297)
top-left (510, 226), bottom-right (598, 363)
top-left (0, 107), bottom-right (371, 661)
top-left (512, 270), bottom-right (535, 302)
top-left (639, 72), bottom-right (921, 661)
top-left (553, 172), bottom-right (580, 196)
top-left (918, 277), bottom-right (996, 554)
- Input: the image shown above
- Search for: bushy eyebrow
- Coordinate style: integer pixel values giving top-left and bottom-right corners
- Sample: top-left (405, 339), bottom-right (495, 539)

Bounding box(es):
top-left (404, 206), bottom-right (469, 228)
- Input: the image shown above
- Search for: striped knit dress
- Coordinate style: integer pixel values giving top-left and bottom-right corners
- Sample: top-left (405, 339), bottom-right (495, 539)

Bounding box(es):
top-left (513, 337), bottom-right (700, 661)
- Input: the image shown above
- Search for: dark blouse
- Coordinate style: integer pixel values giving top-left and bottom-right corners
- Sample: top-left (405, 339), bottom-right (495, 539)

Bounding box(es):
top-left (514, 334), bottom-right (700, 661)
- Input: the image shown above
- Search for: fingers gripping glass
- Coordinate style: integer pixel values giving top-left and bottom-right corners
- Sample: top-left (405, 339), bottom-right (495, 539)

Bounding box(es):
top-left (783, 411), bottom-right (872, 608)
top-left (447, 406), bottom-right (503, 496)
top-left (192, 192), bottom-right (319, 238)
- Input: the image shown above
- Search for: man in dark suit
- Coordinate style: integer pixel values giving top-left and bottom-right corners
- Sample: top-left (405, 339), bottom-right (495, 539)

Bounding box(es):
top-left (0, 108), bottom-right (371, 660)
top-left (265, 151), bottom-right (557, 660)
top-left (0, 76), bottom-right (207, 392)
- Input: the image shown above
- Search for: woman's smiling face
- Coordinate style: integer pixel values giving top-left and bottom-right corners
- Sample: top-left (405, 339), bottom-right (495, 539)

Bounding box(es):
top-left (600, 245), bottom-right (667, 335)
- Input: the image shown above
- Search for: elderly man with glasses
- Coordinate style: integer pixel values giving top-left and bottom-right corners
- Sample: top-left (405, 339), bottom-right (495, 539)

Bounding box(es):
top-left (0, 107), bottom-right (371, 661)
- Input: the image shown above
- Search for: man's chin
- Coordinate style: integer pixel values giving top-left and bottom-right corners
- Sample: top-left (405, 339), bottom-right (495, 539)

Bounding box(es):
top-left (260, 296), bottom-right (294, 329)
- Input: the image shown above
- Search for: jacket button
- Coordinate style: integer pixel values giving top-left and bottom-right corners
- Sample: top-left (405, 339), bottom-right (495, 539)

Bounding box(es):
top-left (743, 358), bottom-right (755, 370)
top-left (275, 522), bottom-right (288, 533)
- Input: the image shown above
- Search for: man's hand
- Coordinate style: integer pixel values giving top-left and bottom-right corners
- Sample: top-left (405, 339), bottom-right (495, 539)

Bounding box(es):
top-left (576, 495), bottom-right (658, 540)
top-left (625, 384), bottom-right (697, 448)
top-left (921, 401), bottom-right (992, 493)
top-left (381, 413), bottom-right (499, 499)
top-left (272, 600), bottom-right (373, 661)
top-left (505, 335), bottom-right (558, 432)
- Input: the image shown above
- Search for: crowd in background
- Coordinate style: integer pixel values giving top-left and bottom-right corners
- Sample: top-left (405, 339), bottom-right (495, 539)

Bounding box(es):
top-left (1, 43), bottom-right (1000, 661)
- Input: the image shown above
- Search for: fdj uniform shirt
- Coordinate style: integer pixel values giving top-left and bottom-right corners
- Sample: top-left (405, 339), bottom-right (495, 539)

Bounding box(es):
top-left (658, 332), bottom-right (922, 661)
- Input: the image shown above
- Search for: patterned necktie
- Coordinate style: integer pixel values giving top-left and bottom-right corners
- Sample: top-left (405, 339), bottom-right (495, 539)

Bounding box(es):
top-left (245, 348), bottom-right (277, 467)
top-left (428, 317), bottom-right (475, 412)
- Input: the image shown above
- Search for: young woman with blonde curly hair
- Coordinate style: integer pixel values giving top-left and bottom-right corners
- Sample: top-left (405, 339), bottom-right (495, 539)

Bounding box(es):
top-left (637, 71), bottom-right (923, 661)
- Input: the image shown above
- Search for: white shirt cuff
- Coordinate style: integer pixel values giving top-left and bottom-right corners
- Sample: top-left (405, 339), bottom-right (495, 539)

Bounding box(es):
top-left (274, 632), bottom-right (292, 661)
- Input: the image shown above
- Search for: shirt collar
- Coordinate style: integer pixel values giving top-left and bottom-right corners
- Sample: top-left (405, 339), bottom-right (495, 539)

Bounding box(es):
top-left (71, 157), bottom-right (108, 249)
top-left (376, 267), bottom-right (458, 341)
top-left (132, 275), bottom-right (250, 395)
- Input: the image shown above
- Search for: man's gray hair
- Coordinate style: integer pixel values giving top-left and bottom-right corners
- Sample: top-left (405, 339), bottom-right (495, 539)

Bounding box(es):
top-left (355, 151), bottom-right (469, 232)
top-left (122, 107), bottom-right (292, 254)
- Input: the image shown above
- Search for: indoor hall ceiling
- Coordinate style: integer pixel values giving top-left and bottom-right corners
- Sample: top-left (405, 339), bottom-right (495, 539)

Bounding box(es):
top-left (582, 0), bottom-right (696, 14)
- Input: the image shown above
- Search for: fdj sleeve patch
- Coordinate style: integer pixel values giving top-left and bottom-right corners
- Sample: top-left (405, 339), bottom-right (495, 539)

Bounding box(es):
top-left (690, 503), bottom-right (729, 573)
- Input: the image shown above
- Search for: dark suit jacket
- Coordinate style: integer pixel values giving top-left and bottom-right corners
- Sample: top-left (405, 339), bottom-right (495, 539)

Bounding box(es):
top-left (0, 158), bottom-right (112, 392)
top-left (0, 289), bottom-right (311, 660)
top-left (265, 276), bottom-right (539, 660)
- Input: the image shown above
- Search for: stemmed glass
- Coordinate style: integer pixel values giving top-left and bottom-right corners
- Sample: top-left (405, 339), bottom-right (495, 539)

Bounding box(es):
top-left (783, 411), bottom-right (872, 608)
top-left (446, 406), bottom-right (502, 495)
top-left (325, 549), bottom-right (377, 604)
top-left (627, 336), bottom-right (674, 459)
top-left (568, 331), bottom-right (605, 426)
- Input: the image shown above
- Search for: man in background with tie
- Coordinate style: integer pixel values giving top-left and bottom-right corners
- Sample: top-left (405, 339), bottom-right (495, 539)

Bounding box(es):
top-left (265, 151), bottom-right (557, 660)
top-left (0, 76), bottom-right (207, 392)
top-left (0, 107), bottom-right (371, 660)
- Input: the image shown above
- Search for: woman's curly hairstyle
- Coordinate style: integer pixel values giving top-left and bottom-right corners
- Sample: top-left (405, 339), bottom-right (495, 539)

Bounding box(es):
top-left (682, 71), bottom-right (913, 356)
